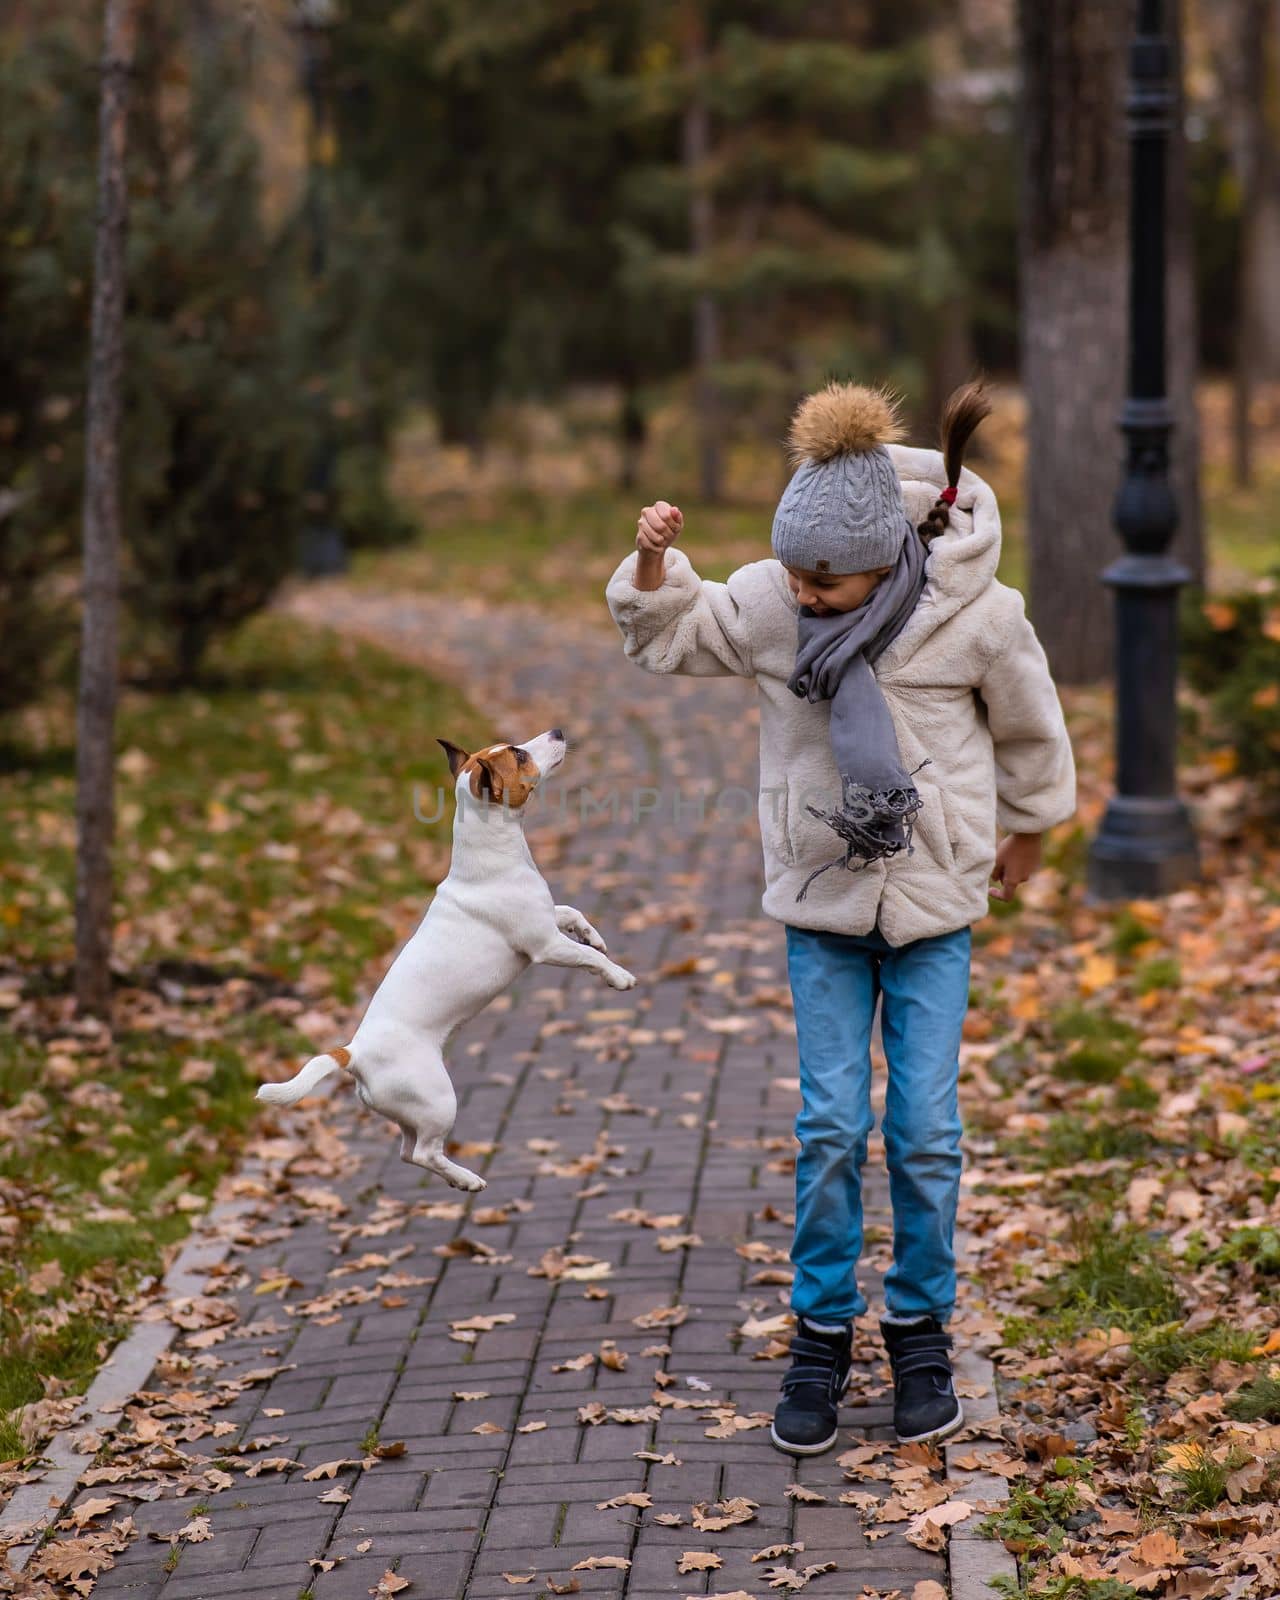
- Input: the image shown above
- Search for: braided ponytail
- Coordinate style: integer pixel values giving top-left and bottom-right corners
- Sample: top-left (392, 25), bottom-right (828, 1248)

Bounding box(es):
top-left (917, 381), bottom-right (993, 544)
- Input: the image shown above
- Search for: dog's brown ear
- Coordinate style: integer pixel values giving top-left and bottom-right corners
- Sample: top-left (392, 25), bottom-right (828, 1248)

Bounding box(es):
top-left (437, 738), bottom-right (470, 779)
top-left (471, 754), bottom-right (503, 802)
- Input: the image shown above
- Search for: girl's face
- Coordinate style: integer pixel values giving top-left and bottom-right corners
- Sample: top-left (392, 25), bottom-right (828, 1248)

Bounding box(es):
top-left (784, 564), bottom-right (893, 616)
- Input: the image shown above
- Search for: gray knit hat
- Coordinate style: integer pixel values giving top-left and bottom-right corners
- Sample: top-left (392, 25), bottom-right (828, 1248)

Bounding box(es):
top-left (771, 383), bottom-right (909, 575)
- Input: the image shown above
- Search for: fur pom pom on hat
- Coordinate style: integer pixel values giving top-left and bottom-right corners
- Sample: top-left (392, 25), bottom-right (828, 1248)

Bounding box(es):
top-left (785, 382), bottom-right (905, 467)
top-left (772, 381), bottom-right (910, 575)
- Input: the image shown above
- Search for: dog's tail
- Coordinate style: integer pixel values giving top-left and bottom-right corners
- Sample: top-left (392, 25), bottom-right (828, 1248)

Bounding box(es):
top-left (257, 1046), bottom-right (352, 1107)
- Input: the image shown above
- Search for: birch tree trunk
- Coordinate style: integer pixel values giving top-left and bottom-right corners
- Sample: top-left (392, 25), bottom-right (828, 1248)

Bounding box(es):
top-left (75, 0), bottom-right (137, 1018)
top-left (681, 4), bottom-right (723, 503)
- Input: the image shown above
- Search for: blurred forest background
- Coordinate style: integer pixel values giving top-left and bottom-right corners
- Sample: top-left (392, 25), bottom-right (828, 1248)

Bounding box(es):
top-left (2, 0), bottom-right (1279, 702)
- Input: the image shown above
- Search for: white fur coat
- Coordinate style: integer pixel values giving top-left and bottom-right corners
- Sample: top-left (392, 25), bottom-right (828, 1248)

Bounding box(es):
top-left (604, 444), bottom-right (1077, 946)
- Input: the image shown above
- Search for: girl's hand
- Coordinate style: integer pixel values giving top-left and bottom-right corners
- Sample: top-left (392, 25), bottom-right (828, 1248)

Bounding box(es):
top-left (633, 501), bottom-right (683, 590)
top-left (990, 832), bottom-right (1042, 901)
top-left (637, 500), bottom-right (683, 554)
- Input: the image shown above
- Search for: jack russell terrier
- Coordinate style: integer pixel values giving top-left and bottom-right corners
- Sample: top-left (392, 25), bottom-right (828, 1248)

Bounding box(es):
top-left (257, 729), bottom-right (635, 1190)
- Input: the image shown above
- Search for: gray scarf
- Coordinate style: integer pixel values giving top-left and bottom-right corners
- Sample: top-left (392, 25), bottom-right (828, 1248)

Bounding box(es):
top-left (786, 524), bottom-right (930, 900)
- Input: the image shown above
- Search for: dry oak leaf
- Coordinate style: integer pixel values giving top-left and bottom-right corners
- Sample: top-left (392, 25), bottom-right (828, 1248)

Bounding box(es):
top-left (654, 1513), bottom-right (685, 1527)
top-left (633, 1303), bottom-right (688, 1329)
top-left (691, 1497), bottom-right (759, 1532)
top-left (68, 1497), bottom-right (118, 1528)
top-left (913, 1584), bottom-right (948, 1600)
top-left (678, 1552), bottom-right (724, 1573)
top-left (784, 1483), bottom-right (827, 1502)
top-left (371, 1573), bottom-right (410, 1597)
top-left (302, 1459), bottom-right (353, 1480)
top-left (553, 1353), bottom-right (595, 1372)
top-left (178, 1516), bottom-right (213, 1542)
top-left (547, 1583), bottom-right (581, 1596)
top-left (571, 1556), bottom-right (631, 1570)
top-left (752, 1544), bottom-right (805, 1563)
top-left (904, 1498), bottom-right (971, 1552)
top-left (596, 1492), bottom-right (652, 1510)
top-left (450, 1312), bottom-right (515, 1333)
top-left (501, 1576), bottom-right (537, 1586)
top-left (763, 1562), bottom-right (837, 1591)
top-left (318, 1486), bottom-right (352, 1504)
top-left (32, 1539), bottom-right (120, 1584)
top-left (517, 1421), bottom-right (547, 1434)
top-left (606, 1405), bottom-right (661, 1424)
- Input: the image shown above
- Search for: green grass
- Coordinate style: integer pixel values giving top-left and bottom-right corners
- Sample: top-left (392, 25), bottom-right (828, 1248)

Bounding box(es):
top-left (1166, 1443), bottom-right (1248, 1511)
top-left (991, 1579), bottom-right (1139, 1600)
top-left (1004, 1214), bottom-right (1183, 1353)
top-left (1227, 1374), bottom-right (1280, 1422)
top-left (351, 485), bottom-right (772, 614)
top-left (1212, 1225), bottom-right (1280, 1275)
top-left (0, 612), bottom-right (485, 1453)
top-left (980, 1461), bottom-right (1090, 1558)
top-left (1006, 1113), bottom-right (1156, 1172)
top-left (1129, 1319), bottom-right (1259, 1377)
top-left (1048, 1005), bottom-right (1141, 1085)
top-left (1, 612), bottom-right (488, 1000)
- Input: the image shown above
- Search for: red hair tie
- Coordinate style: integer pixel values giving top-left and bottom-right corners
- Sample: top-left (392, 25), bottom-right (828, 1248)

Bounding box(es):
top-left (939, 485), bottom-right (958, 506)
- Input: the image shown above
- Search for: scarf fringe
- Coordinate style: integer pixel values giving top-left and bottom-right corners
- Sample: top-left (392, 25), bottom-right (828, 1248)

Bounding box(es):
top-left (794, 764), bottom-right (931, 903)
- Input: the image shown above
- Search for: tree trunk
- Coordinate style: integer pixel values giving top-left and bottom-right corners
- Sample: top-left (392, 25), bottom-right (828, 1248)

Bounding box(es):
top-left (75, 0), bottom-right (137, 1018)
top-left (618, 378), bottom-right (647, 492)
top-left (681, 5), bottom-right (723, 503)
top-left (1020, 0), bottom-right (1202, 685)
top-left (1223, 0), bottom-right (1280, 477)
top-left (1232, 0), bottom-right (1267, 486)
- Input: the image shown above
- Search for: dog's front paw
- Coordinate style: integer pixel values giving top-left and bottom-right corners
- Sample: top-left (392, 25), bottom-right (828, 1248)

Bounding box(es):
top-left (580, 923), bottom-right (608, 952)
top-left (604, 963), bottom-right (637, 990)
top-left (449, 1168), bottom-right (487, 1193)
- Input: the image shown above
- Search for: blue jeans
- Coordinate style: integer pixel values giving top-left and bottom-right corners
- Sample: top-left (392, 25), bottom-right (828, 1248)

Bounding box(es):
top-left (784, 922), bottom-right (971, 1325)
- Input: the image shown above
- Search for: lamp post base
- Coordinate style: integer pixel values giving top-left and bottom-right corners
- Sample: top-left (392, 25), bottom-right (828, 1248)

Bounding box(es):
top-left (1086, 793), bottom-right (1199, 901)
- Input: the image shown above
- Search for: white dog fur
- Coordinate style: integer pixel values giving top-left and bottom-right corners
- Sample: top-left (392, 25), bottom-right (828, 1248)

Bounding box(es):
top-left (256, 729), bottom-right (635, 1190)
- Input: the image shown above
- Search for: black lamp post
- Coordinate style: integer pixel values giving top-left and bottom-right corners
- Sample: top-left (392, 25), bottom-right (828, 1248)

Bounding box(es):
top-left (1086, 0), bottom-right (1199, 900)
top-left (294, 0), bottom-right (348, 579)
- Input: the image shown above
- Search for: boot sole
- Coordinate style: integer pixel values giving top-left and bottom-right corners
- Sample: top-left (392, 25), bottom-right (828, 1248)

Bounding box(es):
top-left (770, 1421), bottom-right (838, 1456)
top-left (769, 1370), bottom-right (853, 1457)
top-left (894, 1397), bottom-right (964, 1447)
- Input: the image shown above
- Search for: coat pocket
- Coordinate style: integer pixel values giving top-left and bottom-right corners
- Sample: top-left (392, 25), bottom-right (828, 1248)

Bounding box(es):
top-left (907, 773), bottom-right (955, 874)
top-left (759, 780), bottom-right (793, 867)
top-left (785, 776), bottom-right (848, 869)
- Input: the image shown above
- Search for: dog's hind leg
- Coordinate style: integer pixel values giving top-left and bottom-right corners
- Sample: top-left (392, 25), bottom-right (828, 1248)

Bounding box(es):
top-left (409, 1133), bottom-right (486, 1192)
top-left (378, 1050), bottom-right (487, 1191)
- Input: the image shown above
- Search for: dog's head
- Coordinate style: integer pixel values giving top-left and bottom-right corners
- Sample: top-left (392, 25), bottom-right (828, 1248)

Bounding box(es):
top-left (437, 728), bottom-right (566, 810)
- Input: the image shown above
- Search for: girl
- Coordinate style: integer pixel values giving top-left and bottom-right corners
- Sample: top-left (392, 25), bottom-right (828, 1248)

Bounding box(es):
top-left (605, 382), bottom-right (1075, 1454)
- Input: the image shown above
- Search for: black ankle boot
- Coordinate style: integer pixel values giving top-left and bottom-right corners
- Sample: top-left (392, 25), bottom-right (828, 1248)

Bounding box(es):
top-left (770, 1316), bottom-right (853, 1456)
top-left (880, 1315), bottom-right (963, 1444)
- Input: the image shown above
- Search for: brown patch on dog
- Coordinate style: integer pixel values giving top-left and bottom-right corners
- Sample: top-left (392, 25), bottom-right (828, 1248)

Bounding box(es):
top-left (464, 744), bottom-right (537, 809)
top-left (330, 1046), bottom-right (352, 1070)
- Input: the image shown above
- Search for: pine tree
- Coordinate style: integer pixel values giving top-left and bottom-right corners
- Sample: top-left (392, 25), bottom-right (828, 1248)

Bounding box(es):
top-left (0, 21), bottom-right (99, 713)
top-left (120, 11), bottom-right (305, 681)
top-left (604, 0), bottom-right (941, 487)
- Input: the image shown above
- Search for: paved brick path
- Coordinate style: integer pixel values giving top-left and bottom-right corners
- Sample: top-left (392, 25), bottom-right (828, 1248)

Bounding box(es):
top-left (77, 586), bottom-right (1004, 1600)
